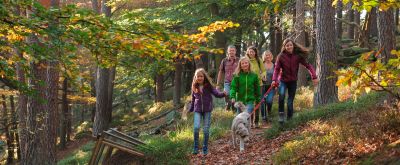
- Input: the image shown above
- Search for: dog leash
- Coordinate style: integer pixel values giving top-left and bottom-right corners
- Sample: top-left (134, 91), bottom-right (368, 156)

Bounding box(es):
top-left (250, 85), bottom-right (275, 116)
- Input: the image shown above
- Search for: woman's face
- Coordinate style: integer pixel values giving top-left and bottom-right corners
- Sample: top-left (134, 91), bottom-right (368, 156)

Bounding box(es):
top-left (196, 72), bottom-right (205, 84)
top-left (247, 49), bottom-right (256, 58)
top-left (240, 60), bottom-right (250, 72)
top-left (264, 52), bottom-right (273, 62)
top-left (285, 41), bottom-right (294, 54)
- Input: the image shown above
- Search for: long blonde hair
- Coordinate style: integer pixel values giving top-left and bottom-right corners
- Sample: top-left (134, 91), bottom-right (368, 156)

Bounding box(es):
top-left (191, 68), bottom-right (215, 93)
top-left (233, 57), bottom-right (251, 75)
top-left (262, 50), bottom-right (273, 62)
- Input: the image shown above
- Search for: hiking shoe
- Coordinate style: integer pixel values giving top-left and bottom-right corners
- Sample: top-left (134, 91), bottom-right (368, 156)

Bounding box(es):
top-left (203, 150), bottom-right (208, 155)
top-left (278, 112), bottom-right (285, 124)
top-left (192, 150), bottom-right (199, 155)
top-left (255, 123), bottom-right (260, 128)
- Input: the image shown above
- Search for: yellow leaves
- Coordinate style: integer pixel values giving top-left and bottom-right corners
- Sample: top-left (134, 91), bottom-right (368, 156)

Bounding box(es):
top-left (332, 0), bottom-right (339, 7)
top-left (391, 50), bottom-right (400, 57)
top-left (378, 3), bottom-right (391, 11)
top-left (0, 89), bottom-right (18, 96)
top-left (364, 87), bottom-right (371, 94)
top-left (194, 54), bottom-right (202, 60)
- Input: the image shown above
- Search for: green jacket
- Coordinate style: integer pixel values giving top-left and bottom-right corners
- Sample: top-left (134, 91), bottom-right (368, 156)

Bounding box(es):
top-left (230, 72), bottom-right (261, 104)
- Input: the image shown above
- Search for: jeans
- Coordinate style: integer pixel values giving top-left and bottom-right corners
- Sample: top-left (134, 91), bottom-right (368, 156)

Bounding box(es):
top-left (278, 81), bottom-right (297, 119)
top-left (261, 84), bottom-right (276, 121)
top-left (193, 112), bottom-right (211, 154)
top-left (224, 82), bottom-right (232, 110)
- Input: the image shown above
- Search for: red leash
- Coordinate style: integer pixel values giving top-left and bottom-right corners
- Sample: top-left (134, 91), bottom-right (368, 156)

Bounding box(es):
top-left (250, 85), bottom-right (275, 116)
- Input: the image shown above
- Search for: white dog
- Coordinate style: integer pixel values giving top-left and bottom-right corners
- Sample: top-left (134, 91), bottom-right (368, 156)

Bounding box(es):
top-left (231, 102), bottom-right (251, 152)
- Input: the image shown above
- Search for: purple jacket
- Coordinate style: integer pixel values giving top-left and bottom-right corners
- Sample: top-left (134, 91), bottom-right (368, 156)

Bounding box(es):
top-left (272, 52), bottom-right (317, 82)
top-left (189, 84), bottom-right (226, 113)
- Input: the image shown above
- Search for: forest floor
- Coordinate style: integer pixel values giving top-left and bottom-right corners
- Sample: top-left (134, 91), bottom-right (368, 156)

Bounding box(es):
top-left (190, 123), bottom-right (305, 165)
top-left (56, 135), bottom-right (93, 161)
top-left (189, 100), bottom-right (400, 164)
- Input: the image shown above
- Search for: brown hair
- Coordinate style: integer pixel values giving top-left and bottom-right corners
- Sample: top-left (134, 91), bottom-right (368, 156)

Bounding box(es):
top-left (279, 38), bottom-right (309, 58)
top-left (191, 68), bottom-right (215, 93)
top-left (245, 46), bottom-right (261, 69)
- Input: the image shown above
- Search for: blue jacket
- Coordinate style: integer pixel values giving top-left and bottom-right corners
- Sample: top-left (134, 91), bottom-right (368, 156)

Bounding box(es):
top-left (189, 84), bottom-right (226, 113)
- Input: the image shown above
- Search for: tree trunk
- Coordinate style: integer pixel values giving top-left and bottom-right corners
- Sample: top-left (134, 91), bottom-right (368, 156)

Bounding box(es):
top-left (269, 15), bottom-right (276, 55)
top-left (2, 95), bottom-right (13, 163)
top-left (173, 59), bottom-right (182, 106)
top-left (26, 60), bottom-right (54, 164)
top-left (314, 0), bottom-right (339, 106)
top-left (275, 16), bottom-right (283, 54)
top-left (295, 0), bottom-right (308, 87)
top-left (209, 3), bottom-right (227, 73)
top-left (366, 8), bottom-right (378, 38)
top-left (90, 67), bottom-right (96, 122)
top-left (155, 73), bottom-right (164, 102)
top-left (60, 78), bottom-right (68, 149)
top-left (395, 8), bottom-right (399, 26)
top-left (107, 67), bottom-right (116, 122)
top-left (93, 67), bottom-right (111, 136)
top-left (46, 2), bottom-right (60, 161)
top-left (93, 0), bottom-right (113, 137)
top-left (335, 0), bottom-right (343, 39)
top-left (377, 8), bottom-right (396, 64)
top-left (67, 104), bottom-right (72, 141)
top-left (15, 47), bottom-right (26, 162)
top-left (9, 95), bottom-right (18, 160)
top-left (346, 3), bottom-right (355, 39)
top-left (354, 9), bottom-right (360, 40)
top-left (235, 28), bottom-right (243, 57)
top-left (91, 0), bottom-right (100, 14)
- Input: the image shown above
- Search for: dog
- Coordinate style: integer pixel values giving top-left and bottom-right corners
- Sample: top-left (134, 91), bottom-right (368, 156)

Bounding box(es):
top-left (231, 102), bottom-right (251, 152)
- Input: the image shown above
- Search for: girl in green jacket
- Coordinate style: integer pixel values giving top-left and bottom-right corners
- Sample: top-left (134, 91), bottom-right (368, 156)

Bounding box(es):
top-left (230, 57), bottom-right (261, 121)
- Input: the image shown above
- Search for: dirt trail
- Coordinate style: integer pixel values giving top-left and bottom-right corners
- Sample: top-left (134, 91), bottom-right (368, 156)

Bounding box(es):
top-left (190, 123), bottom-right (304, 165)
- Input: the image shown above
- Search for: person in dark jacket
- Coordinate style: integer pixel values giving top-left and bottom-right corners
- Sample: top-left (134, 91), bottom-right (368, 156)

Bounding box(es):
top-left (189, 68), bottom-right (226, 155)
top-left (271, 38), bottom-right (319, 124)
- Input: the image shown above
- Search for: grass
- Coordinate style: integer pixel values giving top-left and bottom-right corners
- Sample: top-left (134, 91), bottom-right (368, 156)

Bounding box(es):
top-left (271, 94), bottom-right (400, 164)
top-left (57, 141), bottom-right (95, 165)
top-left (264, 92), bottom-right (384, 139)
top-left (139, 98), bottom-right (234, 164)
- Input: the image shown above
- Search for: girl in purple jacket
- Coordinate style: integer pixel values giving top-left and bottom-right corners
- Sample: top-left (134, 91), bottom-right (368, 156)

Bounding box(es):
top-left (271, 39), bottom-right (319, 124)
top-left (189, 68), bottom-right (226, 155)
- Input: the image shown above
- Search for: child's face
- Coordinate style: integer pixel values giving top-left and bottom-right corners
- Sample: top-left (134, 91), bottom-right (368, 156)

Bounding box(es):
top-left (240, 60), bottom-right (250, 72)
top-left (285, 41), bottom-right (294, 54)
top-left (196, 72), bottom-right (205, 84)
top-left (247, 49), bottom-right (256, 58)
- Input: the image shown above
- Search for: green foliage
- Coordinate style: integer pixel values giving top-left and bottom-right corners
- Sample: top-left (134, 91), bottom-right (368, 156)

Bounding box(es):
top-left (333, 0), bottom-right (400, 12)
top-left (336, 50), bottom-right (400, 100)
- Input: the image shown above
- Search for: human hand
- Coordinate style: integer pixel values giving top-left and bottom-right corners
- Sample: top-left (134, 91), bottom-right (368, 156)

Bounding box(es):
top-left (223, 91), bottom-right (227, 96)
top-left (231, 98), bottom-right (235, 103)
top-left (312, 79), bottom-right (319, 86)
top-left (271, 81), bottom-right (279, 87)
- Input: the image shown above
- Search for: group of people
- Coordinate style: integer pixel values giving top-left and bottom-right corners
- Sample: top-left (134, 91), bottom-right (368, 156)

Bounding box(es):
top-left (189, 38), bottom-right (319, 155)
